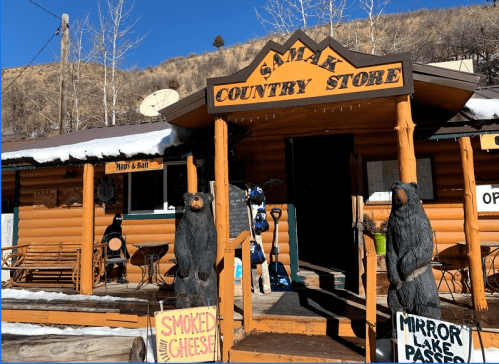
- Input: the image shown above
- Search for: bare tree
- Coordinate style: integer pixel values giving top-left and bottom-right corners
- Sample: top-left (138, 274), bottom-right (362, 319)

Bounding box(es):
top-left (443, 6), bottom-right (499, 85)
top-left (68, 13), bottom-right (95, 131)
top-left (359, 0), bottom-right (390, 54)
top-left (255, 0), bottom-right (295, 36)
top-left (1, 79), bottom-right (55, 136)
top-left (255, 0), bottom-right (318, 36)
top-left (95, 0), bottom-right (147, 126)
top-left (95, 2), bottom-right (110, 125)
top-left (319, 0), bottom-right (348, 37)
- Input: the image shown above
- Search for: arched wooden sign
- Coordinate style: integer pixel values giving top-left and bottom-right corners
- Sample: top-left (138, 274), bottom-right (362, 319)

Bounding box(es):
top-left (207, 29), bottom-right (413, 113)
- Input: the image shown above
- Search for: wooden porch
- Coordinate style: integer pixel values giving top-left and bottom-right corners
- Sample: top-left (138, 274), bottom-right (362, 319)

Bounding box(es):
top-left (3, 278), bottom-right (499, 362)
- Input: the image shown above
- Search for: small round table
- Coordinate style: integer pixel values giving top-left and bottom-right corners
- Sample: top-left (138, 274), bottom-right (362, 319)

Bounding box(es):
top-left (133, 241), bottom-right (170, 289)
top-left (457, 241), bottom-right (499, 293)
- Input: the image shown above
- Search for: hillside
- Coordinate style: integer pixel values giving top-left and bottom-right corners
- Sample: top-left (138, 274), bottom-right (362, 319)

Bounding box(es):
top-left (2, 4), bottom-right (499, 137)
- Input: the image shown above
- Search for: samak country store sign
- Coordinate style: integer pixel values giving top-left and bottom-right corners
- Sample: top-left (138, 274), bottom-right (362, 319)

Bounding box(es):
top-left (207, 29), bottom-right (413, 113)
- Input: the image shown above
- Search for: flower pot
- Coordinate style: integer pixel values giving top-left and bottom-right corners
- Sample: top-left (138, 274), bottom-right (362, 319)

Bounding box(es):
top-left (375, 233), bottom-right (386, 255)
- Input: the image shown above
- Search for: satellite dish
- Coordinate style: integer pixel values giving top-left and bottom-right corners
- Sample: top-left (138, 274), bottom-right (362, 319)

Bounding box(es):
top-left (139, 89), bottom-right (179, 117)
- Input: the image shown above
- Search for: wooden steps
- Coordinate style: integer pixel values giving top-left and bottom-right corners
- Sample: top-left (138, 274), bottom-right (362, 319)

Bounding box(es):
top-left (230, 290), bottom-right (371, 363)
top-left (229, 332), bottom-right (365, 363)
top-left (250, 314), bottom-right (364, 337)
top-left (296, 261), bottom-right (346, 290)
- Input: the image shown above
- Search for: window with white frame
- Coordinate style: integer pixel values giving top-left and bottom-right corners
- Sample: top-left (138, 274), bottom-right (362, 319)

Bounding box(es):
top-left (127, 161), bottom-right (187, 214)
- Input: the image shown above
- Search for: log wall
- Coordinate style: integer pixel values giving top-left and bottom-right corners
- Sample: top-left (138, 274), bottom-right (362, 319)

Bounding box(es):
top-left (235, 135), bottom-right (291, 276)
top-left (2, 170), bottom-right (16, 213)
top-left (16, 163), bottom-right (291, 283)
top-left (11, 129), bottom-right (499, 290)
top-left (17, 165), bottom-right (177, 284)
top-left (356, 131), bottom-right (499, 293)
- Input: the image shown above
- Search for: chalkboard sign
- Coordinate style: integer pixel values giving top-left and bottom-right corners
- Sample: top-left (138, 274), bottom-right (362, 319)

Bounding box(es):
top-left (209, 182), bottom-right (251, 239)
top-left (229, 184), bottom-right (250, 238)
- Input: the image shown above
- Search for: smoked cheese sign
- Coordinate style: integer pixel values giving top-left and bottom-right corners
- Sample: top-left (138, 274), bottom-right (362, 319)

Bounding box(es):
top-left (155, 306), bottom-right (219, 363)
top-left (396, 312), bottom-right (472, 363)
top-left (105, 157), bottom-right (163, 174)
top-left (207, 29), bottom-right (413, 113)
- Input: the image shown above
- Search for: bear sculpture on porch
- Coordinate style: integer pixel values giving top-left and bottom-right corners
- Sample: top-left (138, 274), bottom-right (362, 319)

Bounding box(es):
top-left (174, 192), bottom-right (217, 308)
top-left (386, 181), bottom-right (441, 320)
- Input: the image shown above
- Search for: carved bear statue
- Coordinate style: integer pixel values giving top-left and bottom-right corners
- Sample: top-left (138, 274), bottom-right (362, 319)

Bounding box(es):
top-left (174, 192), bottom-right (217, 308)
top-left (386, 182), bottom-right (441, 320)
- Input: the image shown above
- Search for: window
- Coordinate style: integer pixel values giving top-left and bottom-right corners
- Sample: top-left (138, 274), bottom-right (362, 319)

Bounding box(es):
top-left (127, 161), bottom-right (187, 214)
top-left (366, 157), bottom-right (435, 204)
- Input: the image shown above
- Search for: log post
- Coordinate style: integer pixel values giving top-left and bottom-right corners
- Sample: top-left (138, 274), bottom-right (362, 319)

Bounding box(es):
top-left (215, 118), bottom-right (229, 265)
top-left (187, 154), bottom-right (198, 193)
top-left (395, 95), bottom-right (417, 183)
top-left (214, 116), bottom-right (231, 361)
top-left (242, 233), bottom-right (253, 332)
top-left (356, 154), bottom-right (365, 296)
top-left (1, 334), bottom-right (146, 362)
top-left (364, 234), bottom-right (377, 363)
top-left (459, 137), bottom-right (488, 312)
top-left (81, 163), bottom-right (95, 295)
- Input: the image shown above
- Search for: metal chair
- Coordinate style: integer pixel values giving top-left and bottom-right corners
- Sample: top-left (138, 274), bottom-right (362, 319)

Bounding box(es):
top-left (103, 233), bottom-right (129, 288)
top-left (163, 258), bottom-right (177, 290)
top-left (431, 231), bottom-right (455, 301)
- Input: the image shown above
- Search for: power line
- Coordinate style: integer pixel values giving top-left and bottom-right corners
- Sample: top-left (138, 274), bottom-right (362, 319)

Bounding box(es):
top-left (1, 27), bottom-right (61, 95)
top-left (27, 0), bottom-right (61, 20)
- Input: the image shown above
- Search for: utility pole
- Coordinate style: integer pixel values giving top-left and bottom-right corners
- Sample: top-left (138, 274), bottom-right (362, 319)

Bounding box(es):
top-left (59, 14), bottom-right (69, 135)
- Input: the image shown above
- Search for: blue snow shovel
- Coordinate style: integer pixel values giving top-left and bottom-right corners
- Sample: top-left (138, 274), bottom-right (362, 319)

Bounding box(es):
top-left (269, 207), bottom-right (291, 292)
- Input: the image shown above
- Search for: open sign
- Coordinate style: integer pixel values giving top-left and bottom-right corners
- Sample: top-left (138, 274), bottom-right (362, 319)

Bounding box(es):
top-left (477, 184), bottom-right (499, 212)
top-left (396, 312), bottom-right (472, 363)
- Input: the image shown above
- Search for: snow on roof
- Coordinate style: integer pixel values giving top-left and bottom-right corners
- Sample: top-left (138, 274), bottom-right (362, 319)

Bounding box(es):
top-left (1, 127), bottom-right (180, 164)
top-left (463, 98), bottom-right (499, 119)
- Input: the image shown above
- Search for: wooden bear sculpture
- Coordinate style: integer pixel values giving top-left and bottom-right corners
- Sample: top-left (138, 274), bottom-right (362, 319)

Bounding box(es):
top-left (386, 182), bottom-right (441, 320)
top-left (174, 192), bottom-right (217, 308)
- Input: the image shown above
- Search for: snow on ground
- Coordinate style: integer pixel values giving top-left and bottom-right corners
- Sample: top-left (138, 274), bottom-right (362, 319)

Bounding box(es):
top-left (1, 288), bottom-right (148, 302)
top-left (2, 321), bottom-right (499, 363)
top-left (1, 127), bottom-right (180, 163)
top-left (1, 322), bottom-right (157, 363)
top-left (3, 289), bottom-right (499, 362)
top-left (464, 98), bottom-right (499, 119)
top-left (472, 347), bottom-right (499, 363)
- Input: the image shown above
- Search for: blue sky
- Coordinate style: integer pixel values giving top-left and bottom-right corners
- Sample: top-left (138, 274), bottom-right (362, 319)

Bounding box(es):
top-left (0, 0), bottom-right (489, 70)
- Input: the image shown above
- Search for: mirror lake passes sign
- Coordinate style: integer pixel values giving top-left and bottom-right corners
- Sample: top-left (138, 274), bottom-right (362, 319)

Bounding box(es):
top-left (207, 30), bottom-right (413, 113)
top-left (105, 158), bottom-right (163, 174)
top-left (396, 312), bottom-right (472, 363)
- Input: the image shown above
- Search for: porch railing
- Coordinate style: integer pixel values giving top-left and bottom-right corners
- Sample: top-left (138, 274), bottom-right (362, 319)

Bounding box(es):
top-left (220, 230), bottom-right (251, 361)
top-left (365, 234), bottom-right (377, 363)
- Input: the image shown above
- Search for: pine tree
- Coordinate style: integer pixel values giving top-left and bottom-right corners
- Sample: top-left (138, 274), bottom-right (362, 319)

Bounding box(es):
top-left (213, 35), bottom-right (225, 50)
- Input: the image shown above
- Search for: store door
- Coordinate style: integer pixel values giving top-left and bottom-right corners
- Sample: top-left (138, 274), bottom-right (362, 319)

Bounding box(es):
top-left (288, 134), bottom-right (356, 281)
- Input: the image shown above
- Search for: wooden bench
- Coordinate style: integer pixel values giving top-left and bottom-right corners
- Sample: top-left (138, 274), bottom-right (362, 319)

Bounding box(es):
top-left (1, 241), bottom-right (106, 292)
